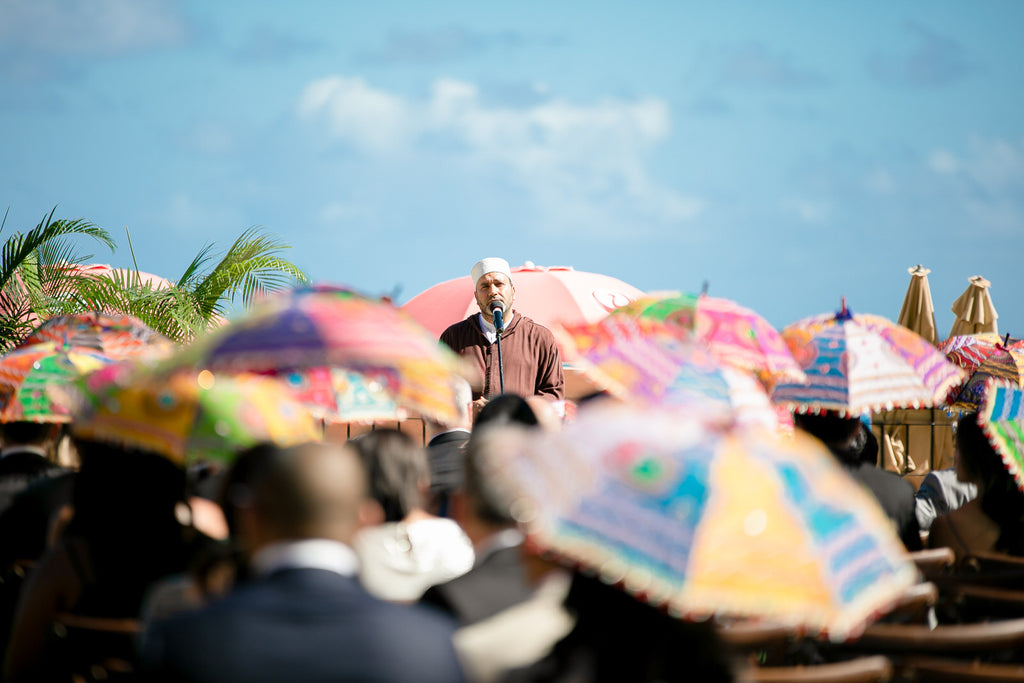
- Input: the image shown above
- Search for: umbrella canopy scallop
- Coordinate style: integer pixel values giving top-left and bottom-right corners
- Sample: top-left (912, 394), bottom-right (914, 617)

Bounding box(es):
top-left (773, 305), bottom-right (966, 416)
top-left (978, 379), bottom-right (1024, 491)
top-left (18, 312), bottom-right (175, 360)
top-left (480, 403), bottom-right (918, 640)
top-left (70, 367), bottom-right (321, 465)
top-left (0, 342), bottom-right (115, 423)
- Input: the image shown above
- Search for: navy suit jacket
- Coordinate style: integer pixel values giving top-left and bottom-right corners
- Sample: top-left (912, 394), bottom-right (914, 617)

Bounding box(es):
top-left (141, 567), bottom-right (466, 682)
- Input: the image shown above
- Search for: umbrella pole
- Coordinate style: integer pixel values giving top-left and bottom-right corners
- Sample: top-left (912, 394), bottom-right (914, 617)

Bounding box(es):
top-left (496, 330), bottom-right (505, 394)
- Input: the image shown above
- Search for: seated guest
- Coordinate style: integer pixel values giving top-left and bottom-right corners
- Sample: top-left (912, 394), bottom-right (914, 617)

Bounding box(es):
top-left (929, 413), bottom-right (1024, 562)
top-left (794, 413), bottom-right (922, 551)
top-left (915, 467), bottom-right (977, 532)
top-left (4, 441), bottom-right (208, 682)
top-left (350, 429), bottom-right (474, 602)
top-left (420, 396), bottom-right (541, 625)
top-left (140, 442), bottom-right (465, 682)
top-left (424, 378), bottom-right (473, 518)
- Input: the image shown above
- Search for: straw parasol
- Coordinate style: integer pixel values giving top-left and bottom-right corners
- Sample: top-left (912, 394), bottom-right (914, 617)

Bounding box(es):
top-left (949, 276), bottom-right (998, 337)
top-left (897, 265), bottom-right (938, 346)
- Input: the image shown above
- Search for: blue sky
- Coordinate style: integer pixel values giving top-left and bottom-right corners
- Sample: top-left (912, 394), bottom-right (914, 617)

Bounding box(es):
top-left (2, 0), bottom-right (1022, 335)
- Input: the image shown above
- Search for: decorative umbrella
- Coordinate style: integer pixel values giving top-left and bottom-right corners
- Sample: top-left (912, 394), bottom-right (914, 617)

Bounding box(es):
top-left (947, 341), bottom-right (1024, 412)
top-left (17, 312), bottom-right (176, 360)
top-left (480, 402), bottom-right (918, 640)
top-left (949, 275), bottom-right (999, 338)
top-left (939, 333), bottom-right (1014, 373)
top-left (0, 342), bottom-right (115, 422)
top-left (69, 366), bottom-right (321, 465)
top-left (897, 265), bottom-right (938, 346)
top-left (176, 286), bottom-right (471, 426)
top-left (557, 315), bottom-right (778, 429)
top-left (608, 292), bottom-right (805, 388)
top-left (772, 302), bottom-right (966, 416)
top-left (978, 379), bottom-right (1024, 491)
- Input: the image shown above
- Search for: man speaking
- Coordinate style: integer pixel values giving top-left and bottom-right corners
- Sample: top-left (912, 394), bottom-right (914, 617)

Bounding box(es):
top-left (440, 258), bottom-right (564, 415)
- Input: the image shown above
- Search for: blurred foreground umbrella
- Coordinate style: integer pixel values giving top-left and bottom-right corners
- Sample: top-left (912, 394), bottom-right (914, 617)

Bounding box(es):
top-left (949, 276), bottom-right (998, 337)
top-left (609, 292), bottom-right (805, 388)
top-left (267, 366), bottom-right (411, 424)
top-left (557, 316), bottom-right (778, 429)
top-left (18, 312), bottom-right (175, 360)
top-left (978, 379), bottom-right (1024, 491)
top-left (947, 339), bottom-right (1024, 412)
top-left (773, 301), bottom-right (965, 416)
top-left (897, 265), bottom-right (938, 346)
top-left (177, 286), bottom-right (471, 425)
top-left (0, 342), bottom-right (114, 422)
top-left (69, 366), bottom-right (320, 465)
top-left (481, 402), bottom-right (918, 640)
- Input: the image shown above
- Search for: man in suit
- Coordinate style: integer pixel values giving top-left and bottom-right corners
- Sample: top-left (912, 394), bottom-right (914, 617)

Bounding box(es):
top-left (140, 441), bottom-right (465, 682)
top-left (794, 413), bottom-right (923, 551)
top-left (420, 416), bottom-right (534, 625)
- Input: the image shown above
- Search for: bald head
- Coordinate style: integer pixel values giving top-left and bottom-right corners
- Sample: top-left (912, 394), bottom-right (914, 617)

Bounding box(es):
top-left (250, 442), bottom-right (378, 545)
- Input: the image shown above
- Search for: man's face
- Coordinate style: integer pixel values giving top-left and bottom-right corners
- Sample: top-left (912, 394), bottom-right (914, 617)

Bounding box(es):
top-left (474, 272), bottom-right (515, 322)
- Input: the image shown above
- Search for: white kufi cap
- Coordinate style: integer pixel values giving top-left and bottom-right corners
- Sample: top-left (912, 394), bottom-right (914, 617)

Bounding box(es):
top-left (471, 257), bottom-right (512, 285)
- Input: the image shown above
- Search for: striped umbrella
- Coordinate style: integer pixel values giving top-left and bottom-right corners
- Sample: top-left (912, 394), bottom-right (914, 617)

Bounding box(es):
top-left (772, 302), bottom-right (965, 416)
top-left (978, 379), bottom-right (1024, 491)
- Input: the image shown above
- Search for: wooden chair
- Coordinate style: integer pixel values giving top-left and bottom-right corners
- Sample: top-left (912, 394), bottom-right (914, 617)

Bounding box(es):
top-left (50, 612), bottom-right (142, 682)
top-left (716, 618), bottom-right (802, 666)
top-left (880, 582), bottom-right (939, 625)
top-left (741, 655), bottom-right (894, 682)
top-left (900, 655), bottom-right (1024, 681)
top-left (854, 618), bottom-right (1024, 655)
top-left (908, 548), bottom-right (956, 583)
top-left (946, 584), bottom-right (1024, 623)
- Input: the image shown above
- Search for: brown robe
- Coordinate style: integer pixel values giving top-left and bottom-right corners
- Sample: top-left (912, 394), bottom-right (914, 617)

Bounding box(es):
top-left (440, 312), bottom-right (564, 401)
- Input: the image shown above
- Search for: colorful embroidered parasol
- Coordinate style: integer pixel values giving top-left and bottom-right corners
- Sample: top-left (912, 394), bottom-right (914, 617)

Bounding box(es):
top-left (978, 379), bottom-right (1024, 491)
top-left (557, 315), bottom-right (778, 428)
top-left (772, 302), bottom-right (966, 416)
top-left (0, 342), bottom-right (115, 422)
top-left (948, 341), bottom-right (1024, 412)
top-left (176, 286), bottom-right (471, 426)
top-left (939, 333), bottom-right (1013, 373)
top-left (480, 402), bottom-right (918, 640)
top-left (69, 366), bottom-right (321, 465)
top-left (18, 312), bottom-right (176, 360)
top-left (608, 292), bottom-right (805, 388)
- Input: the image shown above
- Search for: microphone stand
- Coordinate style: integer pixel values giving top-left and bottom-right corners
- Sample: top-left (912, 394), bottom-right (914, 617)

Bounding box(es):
top-left (493, 306), bottom-right (505, 395)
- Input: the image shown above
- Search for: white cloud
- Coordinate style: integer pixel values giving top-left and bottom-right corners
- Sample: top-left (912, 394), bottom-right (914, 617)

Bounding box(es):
top-left (929, 149), bottom-right (959, 174)
top-left (296, 75), bottom-right (699, 231)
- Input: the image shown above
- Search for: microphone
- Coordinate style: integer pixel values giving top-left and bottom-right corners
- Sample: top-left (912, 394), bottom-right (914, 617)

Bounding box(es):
top-left (490, 300), bottom-right (505, 332)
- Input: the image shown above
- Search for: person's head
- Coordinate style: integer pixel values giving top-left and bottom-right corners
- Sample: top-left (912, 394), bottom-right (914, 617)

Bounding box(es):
top-left (348, 429), bottom-right (428, 522)
top-left (425, 377), bottom-right (473, 438)
top-left (471, 257), bottom-right (515, 325)
top-left (475, 393), bottom-right (539, 429)
top-left (458, 426), bottom-right (521, 537)
top-left (244, 441), bottom-right (383, 549)
top-left (793, 412), bottom-right (863, 464)
top-left (954, 413), bottom-right (1011, 491)
top-left (0, 421), bottom-right (62, 452)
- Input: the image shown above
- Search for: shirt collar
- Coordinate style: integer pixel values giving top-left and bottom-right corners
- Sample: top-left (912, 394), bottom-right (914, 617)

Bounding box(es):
top-left (477, 310), bottom-right (514, 343)
top-left (0, 445), bottom-right (49, 459)
top-left (251, 539), bottom-right (360, 578)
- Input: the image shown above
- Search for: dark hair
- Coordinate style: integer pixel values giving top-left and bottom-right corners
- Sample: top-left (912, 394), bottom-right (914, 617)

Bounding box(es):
top-left (65, 439), bottom-right (193, 614)
top-left (0, 421), bottom-right (59, 448)
top-left (348, 429), bottom-right (426, 522)
top-left (956, 414), bottom-right (1024, 555)
top-left (793, 412), bottom-right (863, 464)
top-left (475, 393), bottom-right (539, 429)
top-left (462, 427), bottom-right (517, 527)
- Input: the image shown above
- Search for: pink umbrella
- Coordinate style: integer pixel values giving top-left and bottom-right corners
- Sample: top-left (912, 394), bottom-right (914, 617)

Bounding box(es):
top-left (402, 262), bottom-right (643, 336)
top-left (402, 263), bottom-right (644, 399)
